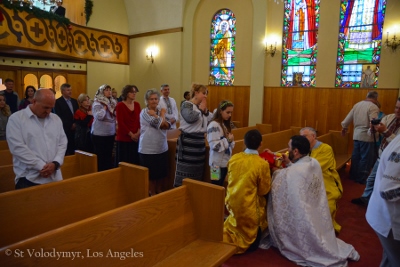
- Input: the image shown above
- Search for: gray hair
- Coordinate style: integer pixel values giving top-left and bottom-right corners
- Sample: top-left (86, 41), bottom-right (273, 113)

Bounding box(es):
top-left (160, 84), bottom-right (169, 91)
top-left (144, 89), bottom-right (160, 106)
top-left (367, 91), bottom-right (378, 100)
top-left (60, 83), bottom-right (71, 92)
top-left (300, 127), bottom-right (317, 136)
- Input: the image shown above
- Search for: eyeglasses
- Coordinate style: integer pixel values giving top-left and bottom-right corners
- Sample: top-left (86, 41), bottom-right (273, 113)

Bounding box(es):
top-left (129, 91), bottom-right (137, 94)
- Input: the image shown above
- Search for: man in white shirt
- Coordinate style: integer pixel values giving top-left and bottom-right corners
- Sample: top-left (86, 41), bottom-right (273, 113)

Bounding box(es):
top-left (341, 91), bottom-right (379, 184)
top-left (366, 134), bottom-right (400, 266)
top-left (6, 89), bottom-right (67, 189)
top-left (157, 84), bottom-right (179, 129)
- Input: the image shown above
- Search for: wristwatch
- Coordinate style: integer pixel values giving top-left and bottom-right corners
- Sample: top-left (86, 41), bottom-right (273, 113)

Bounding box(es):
top-left (52, 161), bottom-right (60, 170)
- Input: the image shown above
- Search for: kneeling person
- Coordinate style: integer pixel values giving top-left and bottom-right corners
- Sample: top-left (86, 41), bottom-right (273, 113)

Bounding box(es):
top-left (223, 129), bottom-right (271, 254)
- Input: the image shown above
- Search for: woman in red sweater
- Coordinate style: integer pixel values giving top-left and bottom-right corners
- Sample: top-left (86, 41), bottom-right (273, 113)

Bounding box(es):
top-left (74, 93), bottom-right (93, 153)
top-left (115, 85), bottom-right (141, 165)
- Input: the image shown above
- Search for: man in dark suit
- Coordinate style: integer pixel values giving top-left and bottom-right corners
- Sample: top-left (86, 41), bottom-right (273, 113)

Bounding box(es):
top-left (50, 1), bottom-right (66, 17)
top-left (55, 83), bottom-right (78, 155)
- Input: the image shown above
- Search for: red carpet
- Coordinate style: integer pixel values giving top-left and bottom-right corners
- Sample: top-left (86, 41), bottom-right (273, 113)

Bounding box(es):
top-left (223, 164), bottom-right (382, 267)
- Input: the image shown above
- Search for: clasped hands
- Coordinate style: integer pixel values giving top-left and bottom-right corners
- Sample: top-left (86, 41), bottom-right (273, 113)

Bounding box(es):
top-left (40, 162), bottom-right (56, 178)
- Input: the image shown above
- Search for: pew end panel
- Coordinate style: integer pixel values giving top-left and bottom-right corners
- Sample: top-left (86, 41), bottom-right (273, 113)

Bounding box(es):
top-left (183, 179), bottom-right (225, 241)
top-left (61, 150), bottom-right (98, 179)
top-left (261, 129), bottom-right (294, 152)
top-left (0, 149), bottom-right (12, 166)
top-left (119, 162), bottom-right (149, 202)
top-left (290, 126), bottom-right (302, 134)
top-left (232, 121), bottom-right (242, 128)
top-left (0, 179), bottom-right (235, 267)
top-left (166, 138), bottom-right (178, 190)
top-left (256, 124), bottom-right (272, 135)
top-left (0, 164), bottom-right (14, 193)
top-left (329, 130), bottom-right (349, 155)
top-left (231, 126), bottom-right (257, 141)
top-left (166, 129), bottom-right (181, 139)
top-left (0, 140), bottom-right (8, 150)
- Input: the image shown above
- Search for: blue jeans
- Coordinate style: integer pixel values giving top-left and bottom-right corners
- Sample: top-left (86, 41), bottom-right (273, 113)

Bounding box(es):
top-left (361, 159), bottom-right (379, 200)
top-left (349, 140), bottom-right (375, 183)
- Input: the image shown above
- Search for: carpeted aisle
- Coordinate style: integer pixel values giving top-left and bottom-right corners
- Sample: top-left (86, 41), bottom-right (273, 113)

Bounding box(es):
top-left (222, 164), bottom-right (382, 267)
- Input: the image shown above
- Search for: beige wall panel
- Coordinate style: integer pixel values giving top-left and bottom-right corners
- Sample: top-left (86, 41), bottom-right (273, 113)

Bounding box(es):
top-left (86, 61), bottom-right (129, 100)
top-left (129, 32), bottom-right (183, 108)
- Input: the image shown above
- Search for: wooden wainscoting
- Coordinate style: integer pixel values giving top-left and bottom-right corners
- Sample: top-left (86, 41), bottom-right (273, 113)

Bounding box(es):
top-left (263, 87), bottom-right (400, 135)
top-left (207, 86), bottom-right (250, 127)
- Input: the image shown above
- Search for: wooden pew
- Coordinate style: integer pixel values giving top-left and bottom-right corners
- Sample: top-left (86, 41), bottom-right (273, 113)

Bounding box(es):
top-left (0, 179), bottom-right (236, 267)
top-left (0, 149), bottom-right (12, 166)
top-left (232, 127), bottom-right (301, 155)
top-left (231, 123), bottom-right (272, 140)
top-left (166, 124), bottom-right (273, 188)
top-left (0, 162), bottom-right (148, 248)
top-left (0, 150), bottom-right (98, 194)
top-left (317, 130), bottom-right (351, 170)
top-left (0, 140), bottom-right (8, 150)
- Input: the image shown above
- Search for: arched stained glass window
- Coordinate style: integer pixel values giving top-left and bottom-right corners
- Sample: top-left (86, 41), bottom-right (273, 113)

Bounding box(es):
top-left (209, 9), bottom-right (236, 86)
top-left (335, 0), bottom-right (386, 88)
top-left (281, 0), bottom-right (320, 87)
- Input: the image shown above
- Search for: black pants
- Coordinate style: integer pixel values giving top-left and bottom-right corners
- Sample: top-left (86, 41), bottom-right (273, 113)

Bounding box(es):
top-left (92, 134), bottom-right (115, 171)
top-left (15, 177), bottom-right (40, 190)
top-left (115, 141), bottom-right (139, 166)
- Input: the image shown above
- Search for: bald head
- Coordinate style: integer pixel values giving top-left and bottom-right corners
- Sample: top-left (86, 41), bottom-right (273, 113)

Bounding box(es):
top-left (31, 89), bottom-right (55, 118)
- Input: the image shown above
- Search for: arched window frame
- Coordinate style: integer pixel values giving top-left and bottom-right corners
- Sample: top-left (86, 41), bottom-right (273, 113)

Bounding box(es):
top-left (281, 0), bottom-right (320, 87)
top-left (209, 9), bottom-right (236, 86)
top-left (335, 0), bottom-right (387, 88)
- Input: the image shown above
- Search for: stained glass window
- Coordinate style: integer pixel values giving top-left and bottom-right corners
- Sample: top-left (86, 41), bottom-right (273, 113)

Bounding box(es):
top-left (209, 9), bottom-right (236, 86)
top-left (335, 0), bottom-right (386, 88)
top-left (281, 0), bottom-right (320, 87)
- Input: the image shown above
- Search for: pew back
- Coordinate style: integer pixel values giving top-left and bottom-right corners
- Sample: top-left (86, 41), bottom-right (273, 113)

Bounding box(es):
top-left (0, 149), bottom-right (12, 166)
top-left (0, 150), bottom-right (98, 194)
top-left (0, 162), bottom-right (148, 248)
top-left (0, 140), bottom-right (8, 150)
top-left (0, 179), bottom-right (236, 267)
top-left (317, 130), bottom-right (351, 169)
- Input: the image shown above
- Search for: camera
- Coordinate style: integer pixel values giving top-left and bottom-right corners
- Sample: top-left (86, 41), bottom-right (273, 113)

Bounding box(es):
top-left (371, 118), bottom-right (381, 125)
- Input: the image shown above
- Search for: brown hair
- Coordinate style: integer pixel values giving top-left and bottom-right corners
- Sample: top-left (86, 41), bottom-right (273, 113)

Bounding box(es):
top-left (190, 83), bottom-right (207, 99)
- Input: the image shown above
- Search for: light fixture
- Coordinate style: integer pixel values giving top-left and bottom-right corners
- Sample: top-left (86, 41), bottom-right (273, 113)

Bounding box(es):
top-left (385, 32), bottom-right (400, 52)
top-left (7, 0), bottom-right (62, 9)
top-left (146, 52), bottom-right (154, 63)
top-left (146, 46), bottom-right (158, 64)
top-left (265, 42), bottom-right (277, 57)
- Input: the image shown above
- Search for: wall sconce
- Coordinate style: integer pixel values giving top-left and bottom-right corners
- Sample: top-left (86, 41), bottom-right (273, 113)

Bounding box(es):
top-left (146, 46), bottom-right (158, 63)
top-left (265, 42), bottom-right (277, 57)
top-left (385, 32), bottom-right (400, 52)
top-left (146, 52), bottom-right (154, 63)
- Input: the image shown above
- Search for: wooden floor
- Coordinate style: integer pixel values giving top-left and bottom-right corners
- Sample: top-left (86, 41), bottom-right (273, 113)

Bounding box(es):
top-left (222, 163), bottom-right (382, 267)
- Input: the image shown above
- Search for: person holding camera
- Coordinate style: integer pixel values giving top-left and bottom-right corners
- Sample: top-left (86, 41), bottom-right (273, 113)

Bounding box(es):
top-left (341, 91), bottom-right (379, 184)
top-left (352, 97), bottom-right (400, 206)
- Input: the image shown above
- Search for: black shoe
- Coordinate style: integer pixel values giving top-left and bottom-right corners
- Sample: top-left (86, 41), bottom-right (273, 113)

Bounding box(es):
top-left (351, 197), bottom-right (368, 207)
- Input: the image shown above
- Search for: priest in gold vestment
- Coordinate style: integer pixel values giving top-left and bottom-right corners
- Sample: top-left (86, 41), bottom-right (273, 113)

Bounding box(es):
top-left (300, 127), bottom-right (343, 233)
top-left (223, 130), bottom-right (271, 254)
